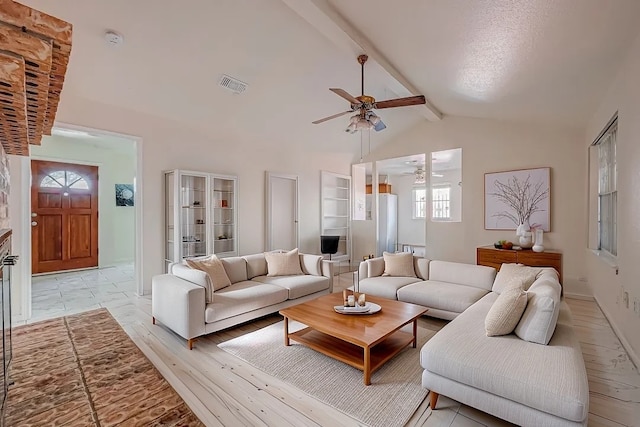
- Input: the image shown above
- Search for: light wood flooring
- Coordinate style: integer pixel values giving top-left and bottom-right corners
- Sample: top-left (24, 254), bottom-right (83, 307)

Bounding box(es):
top-left (17, 272), bottom-right (640, 426)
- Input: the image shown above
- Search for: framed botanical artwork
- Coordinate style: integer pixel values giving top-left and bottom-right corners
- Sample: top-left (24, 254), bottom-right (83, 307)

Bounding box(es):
top-left (115, 184), bottom-right (134, 207)
top-left (484, 167), bottom-right (550, 231)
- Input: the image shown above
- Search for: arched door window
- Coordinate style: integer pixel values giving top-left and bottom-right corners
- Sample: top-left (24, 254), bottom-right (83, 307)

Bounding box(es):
top-left (40, 170), bottom-right (90, 190)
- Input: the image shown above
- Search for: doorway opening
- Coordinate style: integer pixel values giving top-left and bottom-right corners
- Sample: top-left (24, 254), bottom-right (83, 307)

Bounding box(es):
top-left (19, 124), bottom-right (143, 323)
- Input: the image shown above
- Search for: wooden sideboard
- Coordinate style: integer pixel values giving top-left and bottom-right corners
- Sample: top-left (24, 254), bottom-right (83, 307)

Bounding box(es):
top-left (476, 246), bottom-right (563, 283)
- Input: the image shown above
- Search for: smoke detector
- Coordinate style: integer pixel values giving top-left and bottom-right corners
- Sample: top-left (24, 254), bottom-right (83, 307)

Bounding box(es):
top-left (104, 30), bottom-right (124, 46)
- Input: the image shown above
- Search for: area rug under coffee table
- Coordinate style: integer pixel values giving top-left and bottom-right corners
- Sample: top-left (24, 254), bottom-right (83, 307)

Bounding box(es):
top-left (6, 308), bottom-right (203, 426)
top-left (218, 320), bottom-right (435, 427)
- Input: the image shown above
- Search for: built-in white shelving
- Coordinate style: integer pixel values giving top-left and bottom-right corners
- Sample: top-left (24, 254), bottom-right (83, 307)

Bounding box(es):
top-left (320, 171), bottom-right (351, 267)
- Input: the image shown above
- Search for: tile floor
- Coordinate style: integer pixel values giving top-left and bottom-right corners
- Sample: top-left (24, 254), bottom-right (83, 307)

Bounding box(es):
top-left (17, 263), bottom-right (137, 325)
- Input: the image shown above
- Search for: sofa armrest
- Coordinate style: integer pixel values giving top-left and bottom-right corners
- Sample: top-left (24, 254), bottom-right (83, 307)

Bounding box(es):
top-left (367, 257), bottom-right (385, 277)
top-left (171, 263), bottom-right (212, 288)
top-left (321, 260), bottom-right (335, 293)
top-left (415, 257), bottom-right (430, 280)
top-left (300, 253), bottom-right (323, 276)
top-left (358, 260), bottom-right (369, 280)
top-left (152, 274), bottom-right (206, 340)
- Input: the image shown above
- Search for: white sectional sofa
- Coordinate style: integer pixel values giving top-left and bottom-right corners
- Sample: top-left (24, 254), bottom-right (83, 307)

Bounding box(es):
top-left (358, 254), bottom-right (589, 426)
top-left (152, 252), bottom-right (334, 349)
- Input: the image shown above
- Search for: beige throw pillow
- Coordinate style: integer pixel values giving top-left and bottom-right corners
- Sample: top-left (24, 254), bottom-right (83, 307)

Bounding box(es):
top-left (185, 254), bottom-right (232, 301)
top-left (515, 278), bottom-right (562, 345)
top-left (485, 287), bottom-right (528, 336)
top-left (382, 252), bottom-right (416, 277)
top-left (492, 263), bottom-right (540, 294)
top-left (264, 248), bottom-right (304, 276)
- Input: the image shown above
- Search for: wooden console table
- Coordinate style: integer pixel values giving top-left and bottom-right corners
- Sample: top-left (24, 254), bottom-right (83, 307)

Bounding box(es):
top-left (476, 246), bottom-right (563, 283)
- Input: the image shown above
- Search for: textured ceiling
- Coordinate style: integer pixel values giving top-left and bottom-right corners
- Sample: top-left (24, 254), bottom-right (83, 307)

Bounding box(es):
top-left (327, 0), bottom-right (640, 126)
top-left (16, 0), bottom-right (640, 154)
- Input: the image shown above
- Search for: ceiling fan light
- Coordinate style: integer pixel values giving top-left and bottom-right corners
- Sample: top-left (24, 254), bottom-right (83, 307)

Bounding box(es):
top-left (369, 115), bottom-right (381, 125)
top-left (356, 118), bottom-right (373, 130)
top-left (345, 123), bottom-right (357, 133)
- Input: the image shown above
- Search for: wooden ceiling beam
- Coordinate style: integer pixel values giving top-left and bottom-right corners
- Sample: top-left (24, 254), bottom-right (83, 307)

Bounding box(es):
top-left (280, 0), bottom-right (442, 121)
top-left (0, 1), bottom-right (72, 155)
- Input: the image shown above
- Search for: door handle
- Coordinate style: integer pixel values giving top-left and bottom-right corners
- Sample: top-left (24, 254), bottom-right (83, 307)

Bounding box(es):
top-left (31, 221), bottom-right (37, 226)
top-left (31, 212), bottom-right (37, 217)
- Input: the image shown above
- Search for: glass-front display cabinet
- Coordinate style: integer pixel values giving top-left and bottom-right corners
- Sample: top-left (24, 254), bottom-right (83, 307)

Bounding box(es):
top-left (164, 170), bottom-right (238, 272)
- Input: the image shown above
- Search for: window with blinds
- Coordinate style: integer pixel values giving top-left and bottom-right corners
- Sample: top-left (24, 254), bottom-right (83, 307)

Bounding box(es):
top-left (595, 117), bottom-right (617, 256)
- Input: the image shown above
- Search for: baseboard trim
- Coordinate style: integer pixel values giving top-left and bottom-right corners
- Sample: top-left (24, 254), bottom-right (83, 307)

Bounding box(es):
top-left (594, 296), bottom-right (640, 370)
top-left (564, 293), bottom-right (595, 301)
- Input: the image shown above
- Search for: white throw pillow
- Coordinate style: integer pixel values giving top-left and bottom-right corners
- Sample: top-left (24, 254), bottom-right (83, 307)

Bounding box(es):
top-left (485, 286), bottom-right (528, 337)
top-left (264, 248), bottom-right (304, 276)
top-left (492, 263), bottom-right (540, 294)
top-left (515, 278), bottom-right (562, 345)
top-left (382, 252), bottom-right (416, 277)
top-left (185, 254), bottom-right (232, 301)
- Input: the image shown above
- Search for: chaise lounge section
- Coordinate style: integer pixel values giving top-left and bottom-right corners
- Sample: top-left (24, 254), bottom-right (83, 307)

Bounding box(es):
top-left (421, 267), bottom-right (589, 426)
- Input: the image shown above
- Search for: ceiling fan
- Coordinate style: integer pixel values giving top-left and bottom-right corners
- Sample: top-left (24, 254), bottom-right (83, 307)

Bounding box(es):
top-left (312, 54), bottom-right (426, 133)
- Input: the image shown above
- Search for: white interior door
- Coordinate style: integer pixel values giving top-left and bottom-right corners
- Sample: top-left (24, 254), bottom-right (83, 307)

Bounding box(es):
top-left (266, 172), bottom-right (298, 251)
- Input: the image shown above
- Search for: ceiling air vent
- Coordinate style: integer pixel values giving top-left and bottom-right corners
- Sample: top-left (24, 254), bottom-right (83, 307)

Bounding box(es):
top-left (218, 74), bottom-right (248, 94)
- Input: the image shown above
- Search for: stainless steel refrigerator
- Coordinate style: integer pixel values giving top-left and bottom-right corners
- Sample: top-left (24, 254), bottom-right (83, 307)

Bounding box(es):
top-left (377, 193), bottom-right (398, 256)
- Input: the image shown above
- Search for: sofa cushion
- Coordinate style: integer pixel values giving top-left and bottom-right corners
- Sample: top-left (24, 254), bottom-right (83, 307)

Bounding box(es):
top-left (242, 253), bottom-right (268, 279)
top-left (429, 261), bottom-right (496, 291)
top-left (492, 263), bottom-right (540, 294)
top-left (357, 276), bottom-right (422, 300)
top-left (264, 248), bottom-right (304, 276)
top-left (185, 254), bottom-right (231, 296)
top-left (515, 277), bottom-right (562, 345)
top-left (252, 274), bottom-right (329, 299)
top-left (397, 281), bottom-right (489, 314)
top-left (205, 281), bottom-right (288, 323)
top-left (485, 287), bottom-right (527, 336)
top-left (221, 257), bottom-right (248, 284)
top-left (421, 293), bottom-right (589, 422)
top-left (299, 253), bottom-right (322, 276)
top-left (383, 252), bottom-right (417, 277)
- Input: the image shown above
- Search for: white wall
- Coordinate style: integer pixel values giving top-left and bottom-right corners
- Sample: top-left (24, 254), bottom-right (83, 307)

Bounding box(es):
top-left (584, 29), bottom-right (640, 366)
top-left (393, 174), bottom-right (426, 247)
top-left (8, 95), bottom-right (355, 294)
top-left (30, 135), bottom-right (136, 266)
top-left (8, 155), bottom-right (29, 320)
top-left (355, 115), bottom-right (588, 296)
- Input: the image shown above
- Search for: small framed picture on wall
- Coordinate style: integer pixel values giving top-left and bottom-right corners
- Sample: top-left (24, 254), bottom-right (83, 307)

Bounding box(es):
top-left (115, 184), bottom-right (134, 207)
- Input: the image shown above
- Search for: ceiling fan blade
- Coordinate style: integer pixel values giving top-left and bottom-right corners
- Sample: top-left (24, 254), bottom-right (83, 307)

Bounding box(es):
top-left (312, 110), bottom-right (353, 124)
top-left (329, 88), bottom-right (361, 105)
top-left (374, 95), bottom-right (426, 109)
top-left (373, 119), bottom-right (386, 132)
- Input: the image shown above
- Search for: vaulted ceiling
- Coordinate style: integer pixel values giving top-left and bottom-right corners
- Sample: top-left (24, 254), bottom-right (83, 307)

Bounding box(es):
top-left (17, 0), bottom-right (640, 153)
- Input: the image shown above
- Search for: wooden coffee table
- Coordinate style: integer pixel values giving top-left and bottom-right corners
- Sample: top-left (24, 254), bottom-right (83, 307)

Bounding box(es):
top-left (279, 293), bottom-right (428, 385)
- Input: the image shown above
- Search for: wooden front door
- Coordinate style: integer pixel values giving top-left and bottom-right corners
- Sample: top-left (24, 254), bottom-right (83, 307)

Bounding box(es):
top-left (31, 160), bottom-right (99, 274)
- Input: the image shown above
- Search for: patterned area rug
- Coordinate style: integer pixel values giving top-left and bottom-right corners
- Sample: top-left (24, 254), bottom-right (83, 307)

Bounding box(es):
top-left (219, 321), bottom-right (435, 427)
top-left (6, 308), bottom-right (203, 426)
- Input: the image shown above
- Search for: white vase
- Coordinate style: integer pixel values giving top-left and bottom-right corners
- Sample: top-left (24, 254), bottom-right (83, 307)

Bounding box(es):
top-left (532, 229), bottom-right (544, 252)
top-left (519, 232), bottom-right (533, 249)
top-left (516, 221), bottom-right (533, 248)
top-left (516, 222), bottom-right (529, 238)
